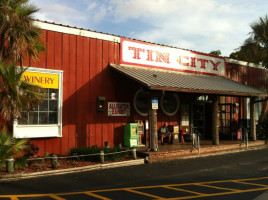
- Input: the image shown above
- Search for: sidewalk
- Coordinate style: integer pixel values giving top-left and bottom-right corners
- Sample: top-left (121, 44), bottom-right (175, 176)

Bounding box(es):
top-left (137, 140), bottom-right (267, 163)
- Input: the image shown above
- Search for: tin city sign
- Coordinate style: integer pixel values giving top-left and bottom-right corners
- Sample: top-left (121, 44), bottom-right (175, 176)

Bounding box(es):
top-left (120, 38), bottom-right (225, 76)
top-left (108, 102), bottom-right (130, 116)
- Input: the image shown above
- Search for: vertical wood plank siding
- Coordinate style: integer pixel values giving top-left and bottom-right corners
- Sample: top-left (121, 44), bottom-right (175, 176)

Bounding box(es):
top-left (24, 29), bottom-right (267, 155)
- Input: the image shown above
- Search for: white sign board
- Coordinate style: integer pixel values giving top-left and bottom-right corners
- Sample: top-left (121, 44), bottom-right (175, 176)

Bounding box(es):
top-left (121, 38), bottom-right (225, 76)
top-left (152, 97), bottom-right (158, 109)
top-left (108, 102), bottom-right (130, 116)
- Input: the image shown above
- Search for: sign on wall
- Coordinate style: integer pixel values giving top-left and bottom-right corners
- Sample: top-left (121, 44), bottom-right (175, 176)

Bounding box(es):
top-left (108, 102), bottom-right (130, 116)
top-left (21, 71), bottom-right (59, 89)
top-left (120, 38), bottom-right (225, 76)
top-left (152, 97), bottom-right (158, 109)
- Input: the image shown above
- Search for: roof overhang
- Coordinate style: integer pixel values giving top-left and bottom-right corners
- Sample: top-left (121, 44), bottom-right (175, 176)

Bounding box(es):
top-left (110, 64), bottom-right (268, 97)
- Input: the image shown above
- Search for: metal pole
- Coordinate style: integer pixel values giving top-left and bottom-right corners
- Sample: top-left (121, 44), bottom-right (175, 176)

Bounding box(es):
top-left (131, 148), bottom-right (137, 160)
top-left (100, 151), bottom-right (105, 164)
top-left (197, 134), bottom-right (200, 154)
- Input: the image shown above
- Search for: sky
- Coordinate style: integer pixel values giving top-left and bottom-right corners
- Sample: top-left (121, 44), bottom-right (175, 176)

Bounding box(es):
top-left (30, 0), bottom-right (268, 57)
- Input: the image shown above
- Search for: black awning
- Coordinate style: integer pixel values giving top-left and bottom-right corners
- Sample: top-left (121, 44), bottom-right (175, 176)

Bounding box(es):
top-left (110, 64), bottom-right (268, 97)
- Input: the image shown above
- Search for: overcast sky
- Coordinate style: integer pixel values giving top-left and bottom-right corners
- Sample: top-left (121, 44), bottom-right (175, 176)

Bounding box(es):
top-left (30, 0), bottom-right (268, 57)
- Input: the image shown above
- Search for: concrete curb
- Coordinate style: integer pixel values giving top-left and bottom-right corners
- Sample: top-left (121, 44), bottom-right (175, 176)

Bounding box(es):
top-left (0, 159), bottom-right (145, 182)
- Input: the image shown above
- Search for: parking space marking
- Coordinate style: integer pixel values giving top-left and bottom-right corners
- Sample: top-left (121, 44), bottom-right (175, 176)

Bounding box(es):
top-left (124, 188), bottom-right (164, 199)
top-left (84, 192), bottom-right (112, 200)
top-left (162, 186), bottom-right (204, 195)
top-left (233, 180), bottom-right (268, 188)
top-left (1, 176), bottom-right (268, 200)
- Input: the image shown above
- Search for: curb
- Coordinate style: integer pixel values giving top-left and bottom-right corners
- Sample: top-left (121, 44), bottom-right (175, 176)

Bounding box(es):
top-left (0, 159), bottom-right (145, 182)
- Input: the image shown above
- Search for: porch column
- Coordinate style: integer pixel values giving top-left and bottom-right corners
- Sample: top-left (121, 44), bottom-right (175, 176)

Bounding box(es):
top-left (212, 96), bottom-right (219, 145)
top-left (250, 97), bottom-right (256, 141)
top-left (149, 99), bottom-right (158, 151)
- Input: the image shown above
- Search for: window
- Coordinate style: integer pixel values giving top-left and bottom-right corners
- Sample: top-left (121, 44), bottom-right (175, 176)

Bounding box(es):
top-left (19, 88), bottom-right (58, 125)
top-left (13, 67), bottom-right (63, 138)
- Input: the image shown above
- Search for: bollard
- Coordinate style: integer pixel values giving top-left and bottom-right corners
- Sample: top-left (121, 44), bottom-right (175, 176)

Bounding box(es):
top-left (100, 150), bottom-right (105, 164)
top-left (131, 148), bottom-right (137, 160)
top-left (6, 157), bottom-right (14, 173)
top-left (51, 154), bottom-right (58, 169)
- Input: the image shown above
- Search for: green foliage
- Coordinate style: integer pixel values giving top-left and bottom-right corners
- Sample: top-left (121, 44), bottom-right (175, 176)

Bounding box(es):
top-left (0, 128), bottom-right (28, 169)
top-left (229, 15), bottom-right (268, 68)
top-left (209, 50), bottom-right (221, 56)
top-left (257, 112), bottom-right (268, 140)
top-left (0, 0), bottom-right (44, 64)
top-left (0, 61), bottom-right (43, 131)
top-left (70, 145), bottom-right (129, 162)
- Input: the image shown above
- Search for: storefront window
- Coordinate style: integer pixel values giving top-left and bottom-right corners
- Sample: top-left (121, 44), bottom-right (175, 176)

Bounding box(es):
top-left (19, 88), bottom-right (58, 125)
top-left (161, 93), bottom-right (179, 116)
top-left (134, 89), bottom-right (149, 116)
top-left (13, 67), bottom-right (63, 138)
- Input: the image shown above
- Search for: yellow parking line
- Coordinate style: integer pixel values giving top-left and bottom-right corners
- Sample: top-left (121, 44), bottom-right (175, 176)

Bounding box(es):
top-left (162, 186), bottom-right (204, 195)
top-left (195, 183), bottom-right (239, 192)
top-left (84, 192), bottom-right (112, 200)
top-left (49, 194), bottom-right (67, 200)
top-left (10, 196), bottom-right (19, 200)
top-left (1, 176), bottom-right (268, 199)
top-left (125, 188), bottom-right (165, 199)
top-left (233, 180), bottom-right (268, 188)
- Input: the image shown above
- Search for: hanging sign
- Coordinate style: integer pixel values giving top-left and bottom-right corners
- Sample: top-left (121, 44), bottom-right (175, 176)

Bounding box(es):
top-left (152, 97), bottom-right (158, 109)
top-left (21, 71), bottom-right (59, 89)
top-left (120, 38), bottom-right (225, 76)
top-left (108, 102), bottom-right (130, 116)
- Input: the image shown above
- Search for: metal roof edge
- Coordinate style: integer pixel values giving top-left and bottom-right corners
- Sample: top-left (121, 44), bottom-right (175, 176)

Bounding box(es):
top-left (33, 20), bottom-right (120, 43)
top-left (225, 58), bottom-right (266, 70)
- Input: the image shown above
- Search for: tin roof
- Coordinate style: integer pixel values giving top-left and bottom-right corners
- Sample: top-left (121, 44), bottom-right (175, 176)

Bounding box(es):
top-left (110, 64), bottom-right (267, 97)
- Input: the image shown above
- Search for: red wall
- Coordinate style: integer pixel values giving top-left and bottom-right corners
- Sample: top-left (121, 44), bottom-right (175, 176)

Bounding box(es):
top-left (23, 28), bottom-right (267, 156)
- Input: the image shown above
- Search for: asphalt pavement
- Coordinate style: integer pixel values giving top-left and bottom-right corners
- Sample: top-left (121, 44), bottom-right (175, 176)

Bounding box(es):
top-left (0, 147), bottom-right (268, 200)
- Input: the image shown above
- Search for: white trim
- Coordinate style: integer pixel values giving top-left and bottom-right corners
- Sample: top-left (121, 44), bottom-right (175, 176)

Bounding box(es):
top-left (34, 21), bottom-right (120, 43)
top-left (13, 67), bottom-right (63, 138)
top-left (225, 58), bottom-right (266, 69)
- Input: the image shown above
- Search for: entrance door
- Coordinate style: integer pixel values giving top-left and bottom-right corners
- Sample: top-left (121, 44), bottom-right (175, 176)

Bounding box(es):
top-left (218, 104), bottom-right (236, 140)
top-left (193, 104), bottom-right (205, 136)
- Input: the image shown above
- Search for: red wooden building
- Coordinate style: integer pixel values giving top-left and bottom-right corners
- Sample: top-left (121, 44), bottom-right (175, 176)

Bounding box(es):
top-left (14, 20), bottom-right (268, 156)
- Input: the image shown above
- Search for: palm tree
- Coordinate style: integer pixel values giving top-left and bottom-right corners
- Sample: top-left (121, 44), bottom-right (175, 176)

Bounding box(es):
top-left (229, 15), bottom-right (268, 68)
top-left (229, 15), bottom-right (268, 130)
top-left (0, 0), bottom-right (44, 66)
top-left (0, 61), bottom-right (42, 133)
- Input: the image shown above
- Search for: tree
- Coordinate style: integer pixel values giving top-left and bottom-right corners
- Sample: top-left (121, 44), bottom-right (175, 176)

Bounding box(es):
top-left (209, 50), bottom-right (221, 56)
top-left (0, 0), bottom-right (44, 66)
top-left (0, 61), bottom-right (42, 133)
top-left (229, 15), bottom-right (268, 128)
top-left (229, 15), bottom-right (268, 68)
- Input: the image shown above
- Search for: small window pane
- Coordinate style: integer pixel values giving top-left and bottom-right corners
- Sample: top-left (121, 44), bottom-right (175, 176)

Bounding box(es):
top-left (49, 112), bottom-right (58, 124)
top-left (39, 100), bottom-right (48, 111)
top-left (49, 100), bottom-right (58, 111)
top-left (29, 112), bottom-right (38, 124)
top-left (39, 112), bottom-right (48, 124)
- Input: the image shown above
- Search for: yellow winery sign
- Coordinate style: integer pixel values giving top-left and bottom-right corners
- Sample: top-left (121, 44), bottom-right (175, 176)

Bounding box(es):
top-left (21, 71), bottom-right (59, 89)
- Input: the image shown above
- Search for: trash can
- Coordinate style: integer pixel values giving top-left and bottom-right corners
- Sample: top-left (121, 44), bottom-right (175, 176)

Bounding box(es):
top-left (124, 123), bottom-right (139, 147)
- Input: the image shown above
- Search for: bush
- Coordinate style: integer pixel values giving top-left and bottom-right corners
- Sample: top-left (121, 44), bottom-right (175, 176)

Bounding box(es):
top-left (0, 128), bottom-right (28, 169)
top-left (70, 145), bottom-right (130, 162)
top-left (257, 112), bottom-right (268, 140)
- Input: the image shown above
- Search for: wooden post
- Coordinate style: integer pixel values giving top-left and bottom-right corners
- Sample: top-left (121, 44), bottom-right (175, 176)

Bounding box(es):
top-left (149, 108), bottom-right (158, 151)
top-left (212, 96), bottom-right (219, 145)
top-left (250, 97), bottom-right (256, 141)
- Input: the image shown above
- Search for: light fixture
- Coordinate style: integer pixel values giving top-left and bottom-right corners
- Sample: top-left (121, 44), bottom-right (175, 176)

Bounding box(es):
top-left (97, 96), bottom-right (105, 112)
